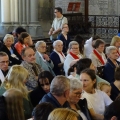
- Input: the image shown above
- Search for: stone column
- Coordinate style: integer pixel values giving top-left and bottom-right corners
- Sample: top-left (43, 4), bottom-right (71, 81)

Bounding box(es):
top-left (18, 0), bottom-right (22, 25)
top-left (14, 0), bottom-right (19, 23)
top-left (30, 0), bottom-right (39, 24)
top-left (26, 0), bottom-right (30, 25)
top-left (22, 0), bottom-right (26, 24)
top-left (1, 0), bottom-right (11, 23)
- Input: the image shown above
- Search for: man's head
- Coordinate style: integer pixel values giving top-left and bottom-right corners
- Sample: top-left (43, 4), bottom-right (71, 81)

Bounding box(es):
top-left (0, 52), bottom-right (9, 71)
top-left (50, 75), bottom-right (70, 104)
top-left (54, 7), bottom-right (63, 18)
top-left (53, 40), bottom-right (63, 52)
top-left (21, 47), bottom-right (36, 64)
top-left (15, 26), bottom-right (26, 38)
top-left (104, 100), bottom-right (120, 120)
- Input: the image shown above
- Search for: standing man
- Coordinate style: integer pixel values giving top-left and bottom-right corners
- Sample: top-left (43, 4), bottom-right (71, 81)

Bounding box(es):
top-left (48, 7), bottom-right (68, 41)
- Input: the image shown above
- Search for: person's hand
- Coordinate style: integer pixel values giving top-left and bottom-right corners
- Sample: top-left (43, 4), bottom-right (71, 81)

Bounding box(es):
top-left (43, 54), bottom-right (50, 61)
top-left (52, 31), bottom-right (56, 35)
top-left (48, 31), bottom-right (52, 36)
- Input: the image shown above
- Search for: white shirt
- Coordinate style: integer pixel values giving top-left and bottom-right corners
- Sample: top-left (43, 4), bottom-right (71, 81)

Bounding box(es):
top-left (82, 89), bottom-right (112, 115)
top-left (77, 110), bottom-right (88, 120)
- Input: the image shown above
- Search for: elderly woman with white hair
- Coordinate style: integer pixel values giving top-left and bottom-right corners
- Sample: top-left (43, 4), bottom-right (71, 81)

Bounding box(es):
top-left (35, 41), bottom-right (55, 76)
top-left (103, 46), bottom-right (120, 83)
top-left (68, 78), bottom-right (92, 120)
top-left (50, 40), bottom-right (65, 75)
top-left (0, 34), bottom-right (22, 66)
top-left (64, 41), bottom-right (83, 76)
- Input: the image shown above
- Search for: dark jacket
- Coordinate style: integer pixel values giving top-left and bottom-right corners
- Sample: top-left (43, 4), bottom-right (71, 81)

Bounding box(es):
top-left (50, 51), bottom-right (63, 75)
top-left (29, 87), bottom-right (46, 107)
top-left (103, 58), bottom-right (120, 83)
top-left (39, 92), bottom-right (69, 108)
top-left (0, 96), bottom-right (9, 120)
top-left (58, 33), bottom-right (71, 54)
top-left (110, 82), bottom-right (120, 101)
top-left (78, 98), bottom-right (93, 120)
top-left (0, 44), bottom-right (22, 66)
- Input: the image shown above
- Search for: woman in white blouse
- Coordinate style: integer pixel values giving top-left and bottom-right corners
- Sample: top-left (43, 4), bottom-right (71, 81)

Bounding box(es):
top-left (80, 68), bottom-right (112, 120)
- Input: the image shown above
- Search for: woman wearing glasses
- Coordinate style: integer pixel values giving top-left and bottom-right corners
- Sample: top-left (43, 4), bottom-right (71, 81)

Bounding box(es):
top-left (68, 78), bottom-right (92, 120)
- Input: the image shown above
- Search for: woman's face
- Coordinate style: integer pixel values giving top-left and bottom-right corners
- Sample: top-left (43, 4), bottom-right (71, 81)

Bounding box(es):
top-left (62, 24), bottom-right (69, 33)
top-left (96, 44), bottom-right (105, 53)
top-left (39, 78), bottom-right (50, 93)
top-left (24, 35), bottom-right (31, 44)
top-left (115, 41), bottom-right (120, 48)
top-left (38, 43), bottom-right (46, 53)
top-left (80, 73), bottom-right (96, 92)
top-left (69, 88), bottom-right (82, 104)
top-left (108, 49), bottom-right (119, 60)
top-left (70, 45), bottom-right (79, 55)
top-left (4, 38), bottom-right (13, 47)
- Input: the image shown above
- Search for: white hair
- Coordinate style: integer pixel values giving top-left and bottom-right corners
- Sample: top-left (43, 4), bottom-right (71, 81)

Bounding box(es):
top-left (3, 34), bottom-right (14, 43)
top-left (68, 41), bottom-right (79, 49)
top-left (69, 78), bottom-right (83, 91)
top-left (53, 40), bottom-right (63, 48)
top-left (106, 46), bottom-right (117, 55)
top-left (35, 41), bottom-right (46, 49)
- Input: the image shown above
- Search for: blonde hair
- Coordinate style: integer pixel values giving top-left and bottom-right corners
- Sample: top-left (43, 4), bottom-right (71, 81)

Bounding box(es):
top-left (2, 65), bottom-right (29, 98)
top-left (110, 36), bottom-right (120, 46)
top-left (97, 82), bottom-right (111, 90)
top-left (3, 88), bottom-right (25, 120)
top-left (48, 108), bottom-right (79, 120)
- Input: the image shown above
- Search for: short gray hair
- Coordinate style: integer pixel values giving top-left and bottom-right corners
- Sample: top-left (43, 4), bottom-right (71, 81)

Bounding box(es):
top-left (53, 40), bottom-right (63, 47)
top-left (3, 34), bottom-right (14, 43)
top-left (35, 41), bottom-right (46, 49)
top-left (106, 46), bottom-right (117, 55)
top-left (50, 75), bottom-right (70, 96)
top-left (68, 41), bottom-right (79, 49)
top-left (70, 78), bottom-right (83, 91)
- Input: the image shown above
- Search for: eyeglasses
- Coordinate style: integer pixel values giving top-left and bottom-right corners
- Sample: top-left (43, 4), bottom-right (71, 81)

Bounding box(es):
top-left (74, 92), bottom-right (83, 97)
top-left (54, 11), bottom-right (58, 13)
top-left (71, 48), bottom-right (79, 49)
top-left (0, 60), bottom-right (9, 64)
top-left (40, 83), bottom-right (50, 87)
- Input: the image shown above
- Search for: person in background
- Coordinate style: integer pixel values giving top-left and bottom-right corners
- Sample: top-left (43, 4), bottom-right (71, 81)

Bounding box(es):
top-left (0, 52), bottom-right (9, 84)
top-left (110, 66), bottom-right (120, 101)
top-left (0, 34), bottom-right (22, 66)
top-left (15, 32), bottom-right (33, 55)
top-left (35, 41), bottom-right (55, 76)
top-left (74, 35), bottom-right (85, 57)
top-left (50, 40), bottom-right (65, 75)
top-left (48, 108), bottom-right (79, 120)
top-left (97, 82), bottom-right (111, 97)
top-left (103, 46), bottom-right (120, 83)
top-left (48, 7), bottom-right (68, 42)
top-left (39, 75), bottom-right (70, 108)
top-left (84, 35), bottom-right (100, 58)
top-left (21, 47), bottom-right (43, 90)
top-left (89, 39), bottom-right (107, 68)
top-left (58, 23), bottom-right (71, 54)
top-left (68, 78), bottom-right (92, 120)
top-left (64, 41), bottom-right (82, 76)
top-left (29, 71), bottom-right (54, 107)
top-left (80, 69), bottom-right (112, 120)
top-left (32, 102), bottom-right (54, 120)
top-left (3, 88), bottom-right (25, 120)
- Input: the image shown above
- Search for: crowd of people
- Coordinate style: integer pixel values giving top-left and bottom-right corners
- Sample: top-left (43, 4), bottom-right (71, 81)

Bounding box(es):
top-left (0, 7), bottom-right (120, 120)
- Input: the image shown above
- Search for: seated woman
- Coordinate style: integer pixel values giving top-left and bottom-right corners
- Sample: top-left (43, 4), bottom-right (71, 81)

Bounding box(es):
top-left (64, 41), bottom-right (83, 76)
top-left (0, 65), bottom-right (33, 119)
top-left (3, 88), bottom-right (25, 120)
top-left (29, 71), bottom-right (54, 107)
top-left (14, 32), bottom-right (33, 55)
top-left (76, 58), bottom-right (109, 84)
top-left (48, 108), bottom-right (79, 120)
top-left (50, 40), bottom-right (65, 75)
top-left (110, 66), bottom-right (120, 101)
top-left (103, 46), bottom-right (120, 83)
top-left (32, 102), bottom-right (54, 120)
top-left (68, 78), bottom-right (92, 120)
top-left (0, 34), bottom-right (22, 66)
top-left (35, 41), bottom-right (55, 76)
top-left (110, 35), bottom-right (120, 61)
top-left (80, 68), bottom-right (112, 120)
top-left (58, 23), bottom-right (71, 54)
top-left (89, 39), bottom-right (107, 68)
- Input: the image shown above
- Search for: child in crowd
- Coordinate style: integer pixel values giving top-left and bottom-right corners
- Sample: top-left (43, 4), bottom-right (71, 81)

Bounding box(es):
top-left (97, 82), bottom-right (111, 96)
